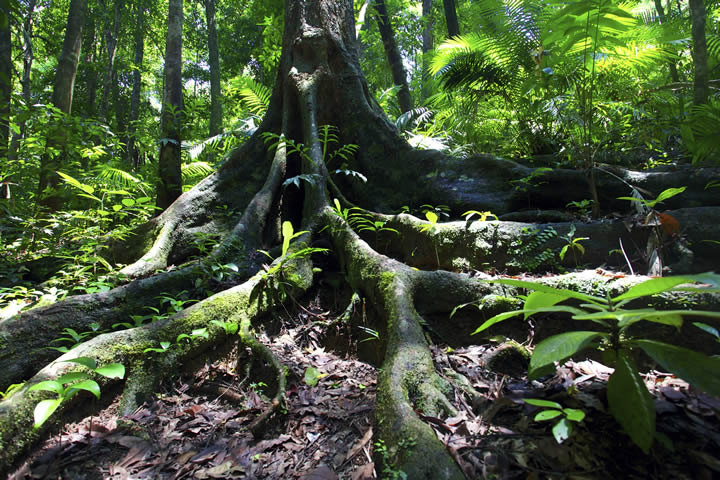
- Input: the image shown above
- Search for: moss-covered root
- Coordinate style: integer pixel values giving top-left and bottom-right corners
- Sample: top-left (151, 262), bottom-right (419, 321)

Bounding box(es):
top-left (236, 313), bottom-right (287, 438)
top-left (0, 263), bottom-right (315, 476)
top-left (0, 266), bottom-right (206, 391)
top-left (374, 273), bottom-right (463, 480)
top-left (322, 210), bottom-right (464, 479)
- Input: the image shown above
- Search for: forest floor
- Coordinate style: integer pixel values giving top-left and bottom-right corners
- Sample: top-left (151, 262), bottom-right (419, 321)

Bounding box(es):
top-left (7, 284), bottom-right (720, 480)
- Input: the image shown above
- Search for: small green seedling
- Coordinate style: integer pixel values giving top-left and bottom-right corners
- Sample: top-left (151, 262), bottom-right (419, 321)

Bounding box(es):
top-left (618, 186), bottom-right (686, 210)
top-left (559, 224), bottom-right (589, 264)
top-left (462, 210), bottom-right (498, 223)
top-left (524, 398), bottom-right (585, 444)
top-left (211, 320), bottom-right (239, 335)
top-left (176, 328), bottom-right (209, 343)
top-left (28, 357), bottom-right (125, 428)
top-left (143, 341), bottom-right (172, 354)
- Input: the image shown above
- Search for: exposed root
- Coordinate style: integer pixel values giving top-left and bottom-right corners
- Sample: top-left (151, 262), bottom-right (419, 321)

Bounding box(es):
top-left (236, 312), bottom-right (287, 438)
top-left (0, 256), bottom-right (314, 474)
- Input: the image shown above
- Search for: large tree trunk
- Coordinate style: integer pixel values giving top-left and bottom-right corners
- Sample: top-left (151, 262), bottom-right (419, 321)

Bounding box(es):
top-left (373, 0), bottom-right (413, 113)
top-left (126, 0), bottom-right (144, 168)
top-left (156, 0), bottom-right (184, 210)
top-left (205, 0), bottom-right (222, 138)
top-left (688, 0), bottom-right (708, 105)
top-left (3, 1), bottom-right (720, 478)
top-left (36, 0), bottom-right (87, 211)
top-left (442, 0), bottom-right (459, 38)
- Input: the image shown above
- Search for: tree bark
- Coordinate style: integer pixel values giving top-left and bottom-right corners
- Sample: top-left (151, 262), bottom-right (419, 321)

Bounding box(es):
top-left (442, 0), bottom-right (459, 38)
top-left (205, 0), bottom-right (222, 138)
top-left (688, 0), bottom-right (708, 105)
top-left (98, 0), bottom-right (123, 122)
top-left (8, 0), bottom-right (36, 165)
top-left (0, 0), bottom-right (10, 165)
top-left (126, 0), bottom-right (144, 168)
top-left (157, 0), bottom-right (184, 210)
top-left (421, 0), bottom-right (433, 100)
top-left (36, 0), bottom-right (87, 211)
top-left (373, 0), bottom-right (413, 113)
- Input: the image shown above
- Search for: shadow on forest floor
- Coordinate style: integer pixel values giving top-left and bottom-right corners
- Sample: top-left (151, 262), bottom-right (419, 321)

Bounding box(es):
top-left (9, 290), bottom-right (720, 479)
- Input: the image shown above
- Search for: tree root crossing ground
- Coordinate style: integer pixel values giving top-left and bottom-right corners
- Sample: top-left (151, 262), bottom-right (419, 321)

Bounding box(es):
top-left (2, 1), bottom-right (720, 478)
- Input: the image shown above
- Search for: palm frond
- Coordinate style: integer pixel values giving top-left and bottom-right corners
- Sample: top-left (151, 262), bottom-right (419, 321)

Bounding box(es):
top-left (93, 165), bottom-right (144, 187)
top-left (181, 161), bottom-right (215, 180)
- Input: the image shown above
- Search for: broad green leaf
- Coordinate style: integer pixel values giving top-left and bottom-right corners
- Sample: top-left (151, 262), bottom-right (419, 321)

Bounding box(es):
top-left (303, 366), bottom-right (328, 387)
top-left (529, 331), bottom-right (607, 379)
top-left (649, 187), bottom-right (686, 208)
top-left (617, 312), bottom-right (683, 329)
top-left (488, 279), bottom-right (604, 304)
top-left (633, 340), bottom-right (720, 397)
top-left (612, 274), bottom-right (720, 302)
top-left (28, 380), bottom-right (63, 395)
top-left (112, 204), bottom-right (123, 212)
top-left (534, 410), bottom-right (563, 421)
top-left (607, 350), bottom-right (655, 453)
top-left (552, 417), bottom-right (573, 444)
top-left (559, 245), bottom-right (569, 261)
top-left (281, 221), bottom-right (294, 256)
top-left (524, 291), bottom-right (568, 320)
top-left (693, 322), bottom-right (719, 338)
top-left (472, 306), bottom-right (589, 335)
top-left (95, 363), bottom-right (126, 379)
top-left (33, 398), bottom-right (62, 428)
top-left (57, 372), bottom-right (91, 384)
top-left (62, 357), bottom-right (97, 370)
top-left (67, 380), bottom-right (101, 399)
top-left (563, 408), bottom-right (586, 422)
top-left (524, 398), bottom-right (563, 409)
top-left (472, 310), bottom-right (524, 335)
top-left (121, 198), bottom-right (135, 207)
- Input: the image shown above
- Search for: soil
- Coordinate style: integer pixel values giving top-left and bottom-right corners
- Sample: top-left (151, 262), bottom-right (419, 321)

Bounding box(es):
top-left (7, 291), bottom-right (720, 480)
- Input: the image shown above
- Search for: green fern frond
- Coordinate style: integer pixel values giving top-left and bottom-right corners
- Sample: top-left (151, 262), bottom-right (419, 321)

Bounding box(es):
top-left (231, 77), bottom-right (271, 115)
top-left (181, 161), bottom-right (215, 179)
top-left (93, 165), bottom-right (143, 186)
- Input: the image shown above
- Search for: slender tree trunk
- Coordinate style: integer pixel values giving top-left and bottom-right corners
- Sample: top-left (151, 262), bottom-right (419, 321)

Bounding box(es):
top-left (205, 0), bottom-right (222, 139)
top-left (127, 0), bottom-right (144, 168)
top-left (83, 13), bottom-right (98, 118)
top-left (37, 0), bottom-right (87, 211)
top-left (99, 0), bottom-right (123, 121)
top-left (654, 0), bottom-right (679, 83)
top-left (421, 0), bottom-right (433, 100)
top-left (0, 1), bottom-right (11, 166)
top-left (688, 0), bottom-right (708, 105)
top-left (157, 0), bottom-right (184, 210)
top-left (442, 0), bottom-right (459, 38)
top-left (373, 0), bottom-right (412, 113)
top-left (8, 0), bottom-right (36, 164)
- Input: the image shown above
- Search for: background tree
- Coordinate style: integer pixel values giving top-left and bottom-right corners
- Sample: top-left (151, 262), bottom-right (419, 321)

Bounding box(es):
top-left (157, 0), bottom-right (184, 210)
top-left (689, 0), bottom-right (709, 105)
top-left (373, 0), bottom-right (413, 113)
top-left (36, 0), bottom-right (87, 211)
top-left (205, 0), bottom-right (222, 139)
top-left (442, 0), bottom-right (459, 38)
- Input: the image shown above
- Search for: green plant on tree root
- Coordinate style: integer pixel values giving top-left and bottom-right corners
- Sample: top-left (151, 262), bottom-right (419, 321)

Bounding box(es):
top-left (470, 273), bottom-right (720, 452)
top-left (28, 357), bottom-right (125, 428)
top-left (524, 398), bottom-right (586, 444)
